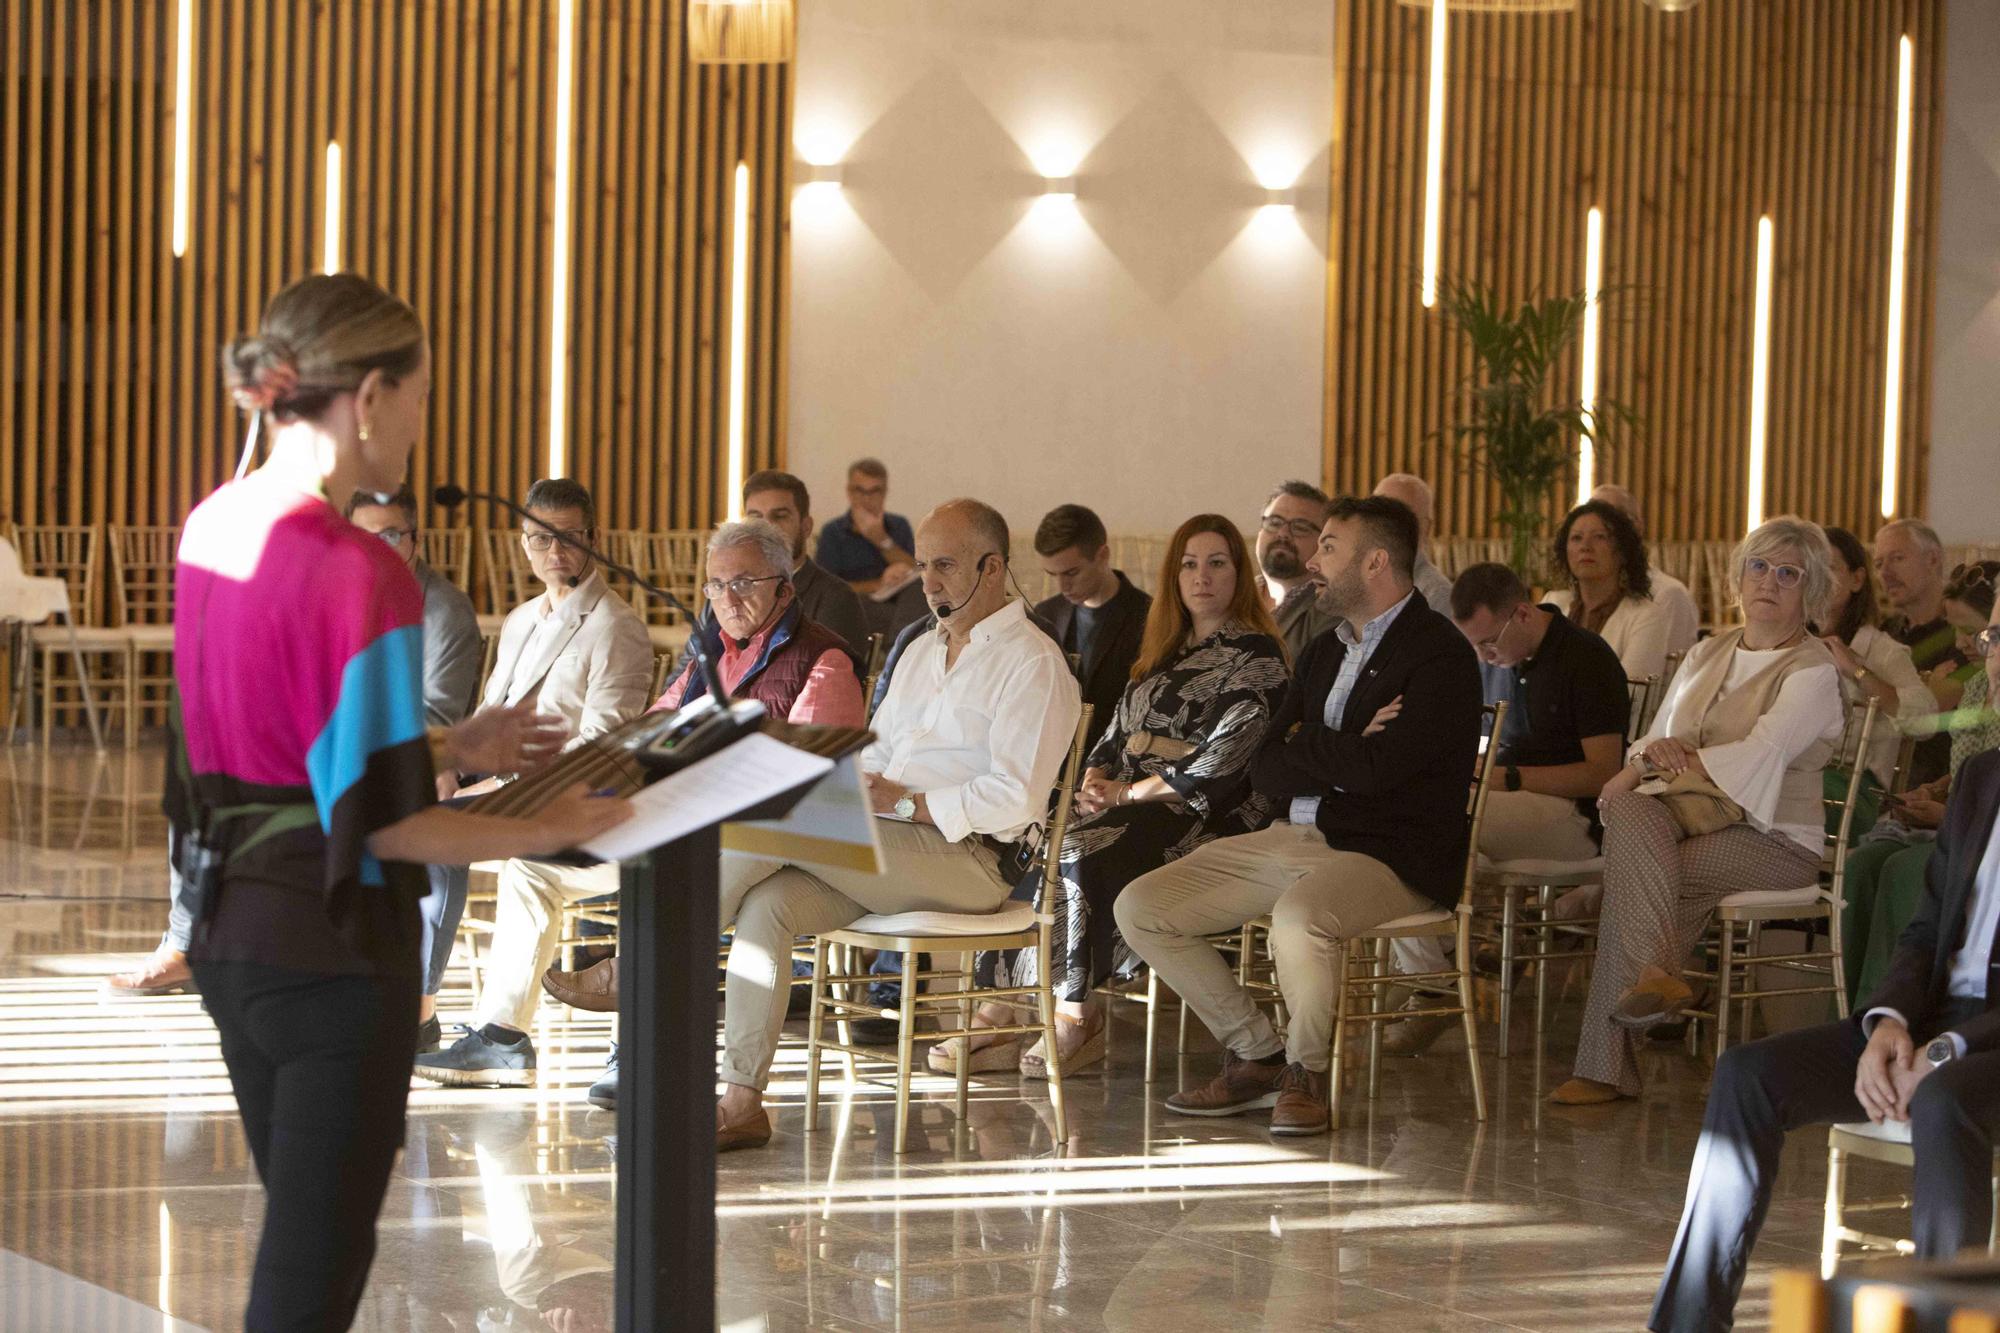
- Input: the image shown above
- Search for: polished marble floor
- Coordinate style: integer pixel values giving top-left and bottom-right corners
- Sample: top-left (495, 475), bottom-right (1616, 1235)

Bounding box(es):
top-left (0, 747), bottom-right (1889, 1331)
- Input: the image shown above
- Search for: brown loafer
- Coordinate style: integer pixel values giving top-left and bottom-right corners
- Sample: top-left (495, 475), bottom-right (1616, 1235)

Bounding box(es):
top-left (1164, 1051), bottom-right (1285, 1117)
top-left (1611, 968), bottom-right (1694, 1031)
top-left (1380, 1003), bottom-right (1454, 1058)
top-left (1549, 1076), bottom-right (1630, 1106)
top-left (1269, 1063), bottom-right (1330, 1136)
top-left (542, 957), bottom-right (618, 1013)
top-left (716, 1103), bottom-right (772, 1153)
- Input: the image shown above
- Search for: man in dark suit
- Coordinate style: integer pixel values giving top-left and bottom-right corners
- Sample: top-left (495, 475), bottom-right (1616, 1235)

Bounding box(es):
top-left (1114, 495), bottom-right (1483, 1136)
top-left (1649, 603), bottom-right (2000, 1333)
top-left (1030, 504), bottom-right (1151, 753)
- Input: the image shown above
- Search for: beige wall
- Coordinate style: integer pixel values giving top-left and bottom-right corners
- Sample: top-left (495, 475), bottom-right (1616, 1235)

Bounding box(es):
top-left (786, 0), bottom-right (1333, 544)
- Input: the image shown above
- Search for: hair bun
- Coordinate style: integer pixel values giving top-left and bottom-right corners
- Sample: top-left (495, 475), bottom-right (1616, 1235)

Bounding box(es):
top-left (223, 333), bottom-right (302, 414)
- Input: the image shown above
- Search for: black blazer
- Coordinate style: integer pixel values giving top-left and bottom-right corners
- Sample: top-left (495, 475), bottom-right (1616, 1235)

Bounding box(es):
top-left (1036, 573), bottom-right (1152, 753)
top-left (1249, 594), bottom-right (1484, 907)
top-left (1864, 748), bottom-right (2000, 1049)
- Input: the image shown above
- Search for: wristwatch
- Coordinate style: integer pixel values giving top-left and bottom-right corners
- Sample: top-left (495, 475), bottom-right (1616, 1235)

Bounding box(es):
top-left (1504, 766), bottom-right (1522, 793)
top-left (1925, 1035), bottom-right (1957, 1068)
top-left (893, 794), bottom-right (918, 821)
top-left (1852, 664), bottom-right (1871, 684)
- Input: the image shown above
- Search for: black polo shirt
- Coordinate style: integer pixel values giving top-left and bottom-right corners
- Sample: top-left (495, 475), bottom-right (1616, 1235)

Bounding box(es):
top-left (1488, 607), bottom-right (1630, 831)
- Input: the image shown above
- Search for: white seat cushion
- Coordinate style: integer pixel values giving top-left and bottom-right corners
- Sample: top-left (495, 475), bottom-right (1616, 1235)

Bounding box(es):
top-left (1833, 1118), bottom-right (1912, 1145)
top-left (1478, 854), bottom-right (1605, 883)
top-left (1361, 908), bottom-right (1454, 937)
top-left (1718, 885), bottom-right (1824, 910)
top-left (842, 902), bottom-right (1039, 937)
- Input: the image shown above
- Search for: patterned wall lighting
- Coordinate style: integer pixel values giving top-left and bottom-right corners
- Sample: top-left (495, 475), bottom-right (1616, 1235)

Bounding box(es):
top-left (1396, 0), bottom-right (1576, 11)
top-left (689, 0), bottom-right (796, 64)
top-left (1640, 0), bottom-right (1700, 11)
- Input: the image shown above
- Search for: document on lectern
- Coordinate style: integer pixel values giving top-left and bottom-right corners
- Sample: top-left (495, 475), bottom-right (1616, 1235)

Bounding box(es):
top-left (578, 733), bottom-right (833, 862)
top-left (722, 755), bottom-right (884, 876)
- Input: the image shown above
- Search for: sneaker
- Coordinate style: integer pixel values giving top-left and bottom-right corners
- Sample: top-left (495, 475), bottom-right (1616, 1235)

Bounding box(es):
top-left (1164, 1051), bottom-right (1285, 1118)
top-left (413, 1025), bottom-right (534, 1087)
top-left (416, 1015), bottom-right (443, 1055)
top-left (587, 1046), bottom-right (617, 1110)
top-left (1269, 1063), bottom-right (1329, 1136)
top-left (1380, 999), bottom-right (1454, 1058)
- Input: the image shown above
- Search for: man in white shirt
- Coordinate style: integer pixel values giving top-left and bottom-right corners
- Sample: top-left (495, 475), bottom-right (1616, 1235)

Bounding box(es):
top-left (1648, 602), bottom-right (2000, 1332)
top-left (1591, 483), bottom-right (1701, 654)
top-left (713, 498), bottom-right (1081, 1152)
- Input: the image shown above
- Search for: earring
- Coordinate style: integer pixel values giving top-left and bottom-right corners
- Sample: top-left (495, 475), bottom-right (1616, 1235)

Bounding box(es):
top-left (358, 422), bottom-right (371, 443)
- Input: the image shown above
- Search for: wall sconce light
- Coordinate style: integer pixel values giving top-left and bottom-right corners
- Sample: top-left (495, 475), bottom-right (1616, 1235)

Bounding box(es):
top-left (1043, 176), bottom-right (1077, 201)
top-left (1264, 186), bottom-right (1296, 209)
top-left (798, 161), bottom-right (843, 188)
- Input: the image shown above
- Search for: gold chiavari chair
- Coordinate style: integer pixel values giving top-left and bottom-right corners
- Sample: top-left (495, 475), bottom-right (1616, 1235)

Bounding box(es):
top-left (419, 527), bottom-right (475, 590)
top-left (20, 524), bottom-right (119, 749)
top-left (109, 524), bottom-right (180, 746)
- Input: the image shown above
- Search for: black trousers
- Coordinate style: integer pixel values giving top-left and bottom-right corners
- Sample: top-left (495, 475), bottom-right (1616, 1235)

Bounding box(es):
top-left (194, 961), bottom-right (420, 1332)
top-left (1650, 1004), bottom-right (2000, 1333)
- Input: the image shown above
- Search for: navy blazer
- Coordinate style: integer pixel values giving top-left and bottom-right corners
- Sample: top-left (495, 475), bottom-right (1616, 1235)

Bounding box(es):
top-left (1248, 594), bottom-right (1484, 907)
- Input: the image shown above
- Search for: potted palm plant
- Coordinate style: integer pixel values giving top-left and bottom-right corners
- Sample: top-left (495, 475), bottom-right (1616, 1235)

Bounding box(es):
top-left (1433, 275), bottom-right (1636, 578)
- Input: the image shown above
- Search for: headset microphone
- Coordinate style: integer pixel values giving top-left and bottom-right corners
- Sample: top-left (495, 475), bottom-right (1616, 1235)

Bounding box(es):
top-left (934, 553), bottom-right (994, 619)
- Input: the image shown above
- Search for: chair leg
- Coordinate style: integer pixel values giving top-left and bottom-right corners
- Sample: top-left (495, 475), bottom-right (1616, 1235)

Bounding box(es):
top-left (1533, 883), bottom-right (1553, 1041)
top-left (1821, 1143), bottom-right (1847, 1279)
top-left (955, 969), bottom-right (973, 1128)
top-left (1457, 911), bottom-right (1487, 1122)
top-left (1143, 970), bottom-right (1159, 1085)
top-left (833, 944), bottom-right (856, 1083)
top-left (1041, 972), bottom-right (1068, 1157)
top-left (805, 936), bottom-right (828, 1132)
top-left (1715, 921), bottom-right (1737, 1059)
top-left (893, 950), bottom-right (917, 1155)
top-left (1366, 938), bottom-right (1386, 1103)
top-left (1498, 887), bottom-right (1518, 1056)
top-left (1329, 940), bottom-right (1353, 1132)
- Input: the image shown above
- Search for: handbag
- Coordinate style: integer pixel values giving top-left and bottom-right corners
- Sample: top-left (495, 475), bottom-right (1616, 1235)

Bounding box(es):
top-left (1638, 768), bottom-right (1746, 838)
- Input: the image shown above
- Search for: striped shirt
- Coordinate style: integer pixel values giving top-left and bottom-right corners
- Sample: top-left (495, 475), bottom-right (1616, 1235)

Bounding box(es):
top-left (1290, 592), bottom-right (1413, 827)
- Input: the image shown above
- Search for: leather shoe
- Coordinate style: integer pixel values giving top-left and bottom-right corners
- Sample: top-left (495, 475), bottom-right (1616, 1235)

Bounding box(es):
top-left (1164, 1051), bottom-right (1284, 1117)
top-left (1549, 1076), bottom-right (1629, 1106)
top-left (717, 1102), bottom-right (772, 1153)
top-left (1269, 1062), bottom-right (1330, 1136)
top-left (543, 957), bottom-right (618, 1013)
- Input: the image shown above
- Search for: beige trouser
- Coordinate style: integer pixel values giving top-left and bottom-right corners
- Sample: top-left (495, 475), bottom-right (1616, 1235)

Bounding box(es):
top-left (475, 858), bottom-right (622, 1032)
top-left (1113, 822), bottom-right (1432, 1073)
top-left (719, 820), bottom-right (1012, 1090)
top-left (1395, 790), bottom-right (1599, 975)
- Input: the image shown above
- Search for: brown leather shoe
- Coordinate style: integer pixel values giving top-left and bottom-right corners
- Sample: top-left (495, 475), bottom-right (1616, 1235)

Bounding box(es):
top-left (1164, 1051), bottom-right (1285, 1118)
top-left (716, 1102), bottom-right (773, 1152)
top-left (1269, 1063), bottom-right (1330, 1136)
top-left (542, 957), bottom-right (618, 1013)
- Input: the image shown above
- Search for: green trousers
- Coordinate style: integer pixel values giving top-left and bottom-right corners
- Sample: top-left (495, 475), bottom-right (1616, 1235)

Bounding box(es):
top-left (1840, 834), bottom-right (1936, 1007)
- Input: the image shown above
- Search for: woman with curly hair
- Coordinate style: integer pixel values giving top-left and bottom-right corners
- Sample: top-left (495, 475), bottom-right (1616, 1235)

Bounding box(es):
top-left (1543, 499), bottom-right (1697, 681)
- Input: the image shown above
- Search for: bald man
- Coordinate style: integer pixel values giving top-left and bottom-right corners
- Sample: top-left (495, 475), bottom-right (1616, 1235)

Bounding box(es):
top-left (1372, 474), bottom-right (1453, 616)
top-left (1590, 484), bottom-right (1700, 651)
top-left (712, 498), bottom-right (1081, 1152)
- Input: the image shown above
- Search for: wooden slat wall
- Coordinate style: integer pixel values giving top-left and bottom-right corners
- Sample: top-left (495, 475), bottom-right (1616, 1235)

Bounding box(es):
top-left (1325, 0), bottom-right (1943, 544)
top-left (0, 0), bottom-right (789, 546)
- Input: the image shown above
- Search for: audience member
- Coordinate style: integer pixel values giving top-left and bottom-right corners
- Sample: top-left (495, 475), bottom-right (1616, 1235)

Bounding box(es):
top-left (816, 457), bottom-right (915, 592)
top-left (1841, 564), bottom-right (2000, 1006)
top-left (1114, 495), bottom-right (1482, 1136)
top-left (478, 478), bottom-right (654, 748)
top-left (1372, 472), bottom-right (1454, 615)
top-left (1591, 483), bottom-right (1702, 649)
top-left (1381, 561), bottom-right (1629, 1057)
top-left (416, 521), bottom-right (866, 1094)
top-left (1876, 518), bottom-right (1977, 783)
top-left (1031, 503), bottom-right (1152, 753)
top-left (1647, 629), bottom-right (2000, 1330)
top-left (954, 515), bottom-right (1287, 1079)
top-left (1256, 479), bottom-right (1335, 660)
top-left (713, 498), bottom-right (1079, 1151)
top-left (1818, 525), bottom-right (1934, 818)
top-left (741, 468), bottom-right (870, 661)
top-left (1544, 499), bottom-right (1695, 681)
top-left (1553, 517), bottom-right (1844, 1106)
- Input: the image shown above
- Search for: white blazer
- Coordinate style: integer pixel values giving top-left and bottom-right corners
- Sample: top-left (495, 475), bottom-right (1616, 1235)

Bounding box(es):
top-left (1543, 587), bottom-right (1694, 683)
top-left (480, 571), bottom-right (655, 749)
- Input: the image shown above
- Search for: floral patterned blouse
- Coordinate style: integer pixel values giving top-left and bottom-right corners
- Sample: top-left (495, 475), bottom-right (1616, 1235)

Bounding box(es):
top-left (1086, 621), bottom-right (1291, 828)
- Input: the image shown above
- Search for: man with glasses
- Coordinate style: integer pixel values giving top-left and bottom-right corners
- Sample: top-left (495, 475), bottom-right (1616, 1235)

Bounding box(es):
top-left (741, 468), bottom-right (869, 660)
top-left (470, 520), bottom-right (868, 1102)
top-left (348, 486), bottom-right (483, 730)
top-left (1257, 479), bottom-right (1337, 660)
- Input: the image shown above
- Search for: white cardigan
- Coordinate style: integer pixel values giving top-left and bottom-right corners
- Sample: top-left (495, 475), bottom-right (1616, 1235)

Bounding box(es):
top-left (1544, 588), bottom-right (1696, 682)
top-left (1842, 623), bottom-right (1935, 787)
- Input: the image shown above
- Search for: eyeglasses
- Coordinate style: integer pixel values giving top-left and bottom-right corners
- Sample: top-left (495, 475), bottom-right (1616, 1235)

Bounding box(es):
top-left (702, 574), bottom-right (784, 601)
top-left (1949, 562), bottom-right (1997, 591)
top-left (1744, 556), bottom-right (1805, 589)
top-left (1974, 626), bottom-right (2000, 660)
top-left (1260, 515), bottom-right (1322, 540)
top-left (373, 528), bottom-right (416, 548)
top-left (523, 529), bottom-right (590, 552)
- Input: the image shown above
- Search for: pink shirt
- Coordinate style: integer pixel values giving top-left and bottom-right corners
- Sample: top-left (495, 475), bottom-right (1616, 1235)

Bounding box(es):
top-left (652, 623), bottom-right (864, 727)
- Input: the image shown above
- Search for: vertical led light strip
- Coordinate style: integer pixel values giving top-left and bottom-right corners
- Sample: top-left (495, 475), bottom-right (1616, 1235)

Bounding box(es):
top-left (1746, 215), bottom-right (1776, 531)
top-left (1879, 34), bottom-right (1916, 520)
top-left (321, 142), bottom-right (343, 273)
top-left (1420, 0), bottom-right (1449, 308)
top-left (171, 0), bottom-right (193, 257)
top-left (547, 0), bottom-right (579, 479)
top-left (725, 162), bottom-right (751, 521)
top-left (1577, 206), bottom-right (1604, 505)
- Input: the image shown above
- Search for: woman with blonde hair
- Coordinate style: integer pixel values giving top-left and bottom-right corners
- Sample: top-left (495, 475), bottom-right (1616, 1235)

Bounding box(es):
top-left (1553, 516), bottom-right (1846, 1105)
top-left (176, 273), bottom-right (629, 1326)
top-left (943, 515), bottom-right (1290, 1078)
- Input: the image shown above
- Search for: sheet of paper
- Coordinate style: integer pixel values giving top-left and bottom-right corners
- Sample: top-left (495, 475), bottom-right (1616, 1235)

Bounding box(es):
top-left (722, 755), bottom-right (885, 875)
top-left (578, 732), bottom-right (833, 861)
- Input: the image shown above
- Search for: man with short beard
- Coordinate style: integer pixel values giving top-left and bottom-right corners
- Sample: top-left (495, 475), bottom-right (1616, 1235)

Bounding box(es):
top-left (1256, 479), bottom-right (1336, 660)
top-left (741, 468), bottom-right (869, 661)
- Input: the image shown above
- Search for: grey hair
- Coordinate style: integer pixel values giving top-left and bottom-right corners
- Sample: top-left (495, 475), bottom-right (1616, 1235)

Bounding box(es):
top-left (1731, 515), bottom-right (1836, 628)
top-left (1877, 517), bottom-right (1943, 557)
top-left (708, 519), bottom-right (794, 582)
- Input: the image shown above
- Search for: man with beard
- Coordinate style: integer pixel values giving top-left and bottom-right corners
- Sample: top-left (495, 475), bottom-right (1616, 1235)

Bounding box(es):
top-left (1256, 480), bottom-right (1336, 660)
top-left (743, 469), bottom-right (870, 662)
top-left (1114, 495), bottom-right (1484, 1136)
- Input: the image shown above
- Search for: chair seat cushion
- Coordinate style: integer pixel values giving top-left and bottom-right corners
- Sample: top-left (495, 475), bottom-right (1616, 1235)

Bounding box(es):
top-left (1832, 1118), bottom-right (1912, 1146)
top-left (842, 902), bottom-right (1038, 937)
top-left (1718, 885), bottom-right (1824, 910)
top-left (1477, 854), bottom-right (1605, 884)
top-left (1361, 908), bottom-right (1454, 937)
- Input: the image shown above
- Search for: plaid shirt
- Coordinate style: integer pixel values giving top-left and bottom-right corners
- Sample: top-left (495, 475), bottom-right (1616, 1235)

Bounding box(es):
top-left (1290, 592), bottom-right (1413, 827)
